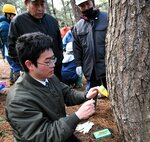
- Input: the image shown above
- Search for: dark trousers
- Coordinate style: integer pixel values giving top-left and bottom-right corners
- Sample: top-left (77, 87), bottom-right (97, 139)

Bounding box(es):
top-left (89, 69), bottom-right (107, 89)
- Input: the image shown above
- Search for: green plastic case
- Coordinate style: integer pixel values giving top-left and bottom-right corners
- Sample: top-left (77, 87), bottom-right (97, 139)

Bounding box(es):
top-left (93, 128), bottom-right (111, 140)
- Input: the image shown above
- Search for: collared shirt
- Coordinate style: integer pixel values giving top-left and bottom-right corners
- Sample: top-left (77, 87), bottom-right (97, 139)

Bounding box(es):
top-left (35, 78), bottom-right (49, 86)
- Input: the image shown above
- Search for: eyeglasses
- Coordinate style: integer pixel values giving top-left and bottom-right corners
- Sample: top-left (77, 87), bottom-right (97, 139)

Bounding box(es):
top-left (37, 57), bottom-right (57, 67)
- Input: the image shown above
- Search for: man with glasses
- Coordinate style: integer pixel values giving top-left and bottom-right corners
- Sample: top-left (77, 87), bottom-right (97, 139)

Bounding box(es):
top-left (6, 32), bottom-right (99, 142)
top-left (37, 56), bottom-right (57, 67)
top-left (8, 0), bottom-right (63, 82)
top-left (72, 0), bottom-right (108, 90)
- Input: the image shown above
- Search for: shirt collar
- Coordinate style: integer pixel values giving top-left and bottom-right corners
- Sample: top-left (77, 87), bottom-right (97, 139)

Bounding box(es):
top-left (35, 78), bottom-right (49, 86)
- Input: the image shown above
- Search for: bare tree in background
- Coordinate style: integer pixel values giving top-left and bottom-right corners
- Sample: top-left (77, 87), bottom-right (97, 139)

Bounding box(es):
top-left (50, 0), bottom-right (57, 19)
top-left (92, 0), bottom-right (95, 6)
top-left (70, 0), bottom-right (81, 22)
top-left (61, 0), bottom-right (67, 24)
top-left (67, 1), bottom-right (74, 26)
top-left (44, 0), bottom-right (51, 14)
top-left (107, 0), bottom-right (150, 141)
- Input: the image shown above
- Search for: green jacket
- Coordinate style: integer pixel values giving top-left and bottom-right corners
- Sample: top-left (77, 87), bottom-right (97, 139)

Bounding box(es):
top-left (6, 73), bottom-right (86, 142)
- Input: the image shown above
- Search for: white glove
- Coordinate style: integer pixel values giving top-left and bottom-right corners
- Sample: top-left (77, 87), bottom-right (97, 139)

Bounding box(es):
top-left (76, 121), bottom-right (94, 134)
top-left (76, 66), bottom-right (82, 77)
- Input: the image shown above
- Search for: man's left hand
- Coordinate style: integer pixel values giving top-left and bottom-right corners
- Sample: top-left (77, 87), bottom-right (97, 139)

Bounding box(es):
top-left (86, 87), bottom-right (99, 99)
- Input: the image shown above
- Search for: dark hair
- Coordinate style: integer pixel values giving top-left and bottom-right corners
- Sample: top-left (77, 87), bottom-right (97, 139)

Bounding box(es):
top-left (16, 32), bottom-right (53, 72)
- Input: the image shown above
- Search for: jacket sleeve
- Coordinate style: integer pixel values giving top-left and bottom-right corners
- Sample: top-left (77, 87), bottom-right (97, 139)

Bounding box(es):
top-left (8, 19), bottom-right (19, 62)
top-left (51, 75), bottom-right (87, 106)
top-left (6, 97), bottom-right (80, 142)
top-left (71, 27), bottom-right (83, 67)
top-left (61, 81), bottom-right (87, 106)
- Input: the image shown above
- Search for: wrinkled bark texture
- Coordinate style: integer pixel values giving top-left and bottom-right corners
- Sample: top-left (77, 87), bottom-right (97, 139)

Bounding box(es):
top-left (106, 0), bottom-right (150, 142)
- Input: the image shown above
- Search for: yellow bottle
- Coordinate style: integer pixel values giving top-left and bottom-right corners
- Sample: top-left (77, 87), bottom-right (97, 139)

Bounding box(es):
top-left (99, 85), bottom-right (109, 97)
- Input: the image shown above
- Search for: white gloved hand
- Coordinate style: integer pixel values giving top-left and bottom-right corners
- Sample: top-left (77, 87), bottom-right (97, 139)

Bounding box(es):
top-left (76, 66), bottom-right (82, 77)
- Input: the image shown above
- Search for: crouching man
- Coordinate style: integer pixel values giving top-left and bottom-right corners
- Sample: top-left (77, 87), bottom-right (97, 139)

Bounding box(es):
top-left (6, 32), bottom-right (99, 142)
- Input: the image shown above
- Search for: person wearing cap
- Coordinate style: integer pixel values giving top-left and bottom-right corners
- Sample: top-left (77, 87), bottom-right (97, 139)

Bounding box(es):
top-left (8, 0), bottom-right (63, 81)
top-left (72, 0), bottom-right (108, 90)
top-left (0, 4), bottom-right (22, 84)
top-left (6, 32), bottom-right (99, 142)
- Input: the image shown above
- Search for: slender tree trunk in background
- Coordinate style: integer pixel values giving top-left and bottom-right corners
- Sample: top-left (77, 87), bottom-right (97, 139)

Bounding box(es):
top-left (92, 0), bottom-right (95, 6)
top-left (45, 0), bottom-right (51, 14)
top-left (51, 0), bottom-right (57, 19)
top-left (70, 0), bottom-right (81, 22)
top-left (67, 1), bottom-right (74, 26)
top-left (61, 0), bottom-right (67, 25)
top-left (106, 0), bottom-right (150, 141)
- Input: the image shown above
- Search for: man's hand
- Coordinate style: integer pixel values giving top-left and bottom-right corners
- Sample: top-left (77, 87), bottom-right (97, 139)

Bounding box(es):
top-left (86, 87), bottom-right (99, 99)
top-left (76, 66), bottom-right (82, 77)
top-left (75, 99), bottom-right (95, 120)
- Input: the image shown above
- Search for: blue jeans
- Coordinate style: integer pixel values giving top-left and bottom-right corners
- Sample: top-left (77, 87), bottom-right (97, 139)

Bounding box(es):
top-left (6, 56), bottom-right (22, 73)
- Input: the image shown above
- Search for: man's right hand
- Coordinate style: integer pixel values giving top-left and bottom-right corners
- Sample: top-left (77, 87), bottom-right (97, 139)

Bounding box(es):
top-left (76, 66), bottom-right (82, 77)
top-left (75, 99), bottom-right (95, 120)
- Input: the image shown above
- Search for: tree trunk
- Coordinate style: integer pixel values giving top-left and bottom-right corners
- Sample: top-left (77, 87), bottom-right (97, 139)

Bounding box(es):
top-left (50, 0), bottom-right (57, 19)
top-left (92, 0), bottom-right (95, 6)
top-left (106, 0), bottom-right (150, 142)
top-left (44, 0), bottom-right (51, 14)
top-left (70, 0), bottom-right (81, 22)
top-left (61, 0), bottom-right (67, 24)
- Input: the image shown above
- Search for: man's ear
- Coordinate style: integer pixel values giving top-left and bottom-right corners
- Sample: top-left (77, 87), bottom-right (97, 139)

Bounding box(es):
top-left (25, 60), bottom-right (34, 71)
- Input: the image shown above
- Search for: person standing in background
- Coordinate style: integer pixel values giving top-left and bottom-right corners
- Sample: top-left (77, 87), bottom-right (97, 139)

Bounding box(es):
top-left (8, 0), bottom-right (63, 81)
top-left (0, 4), bottom-right (22, 84)
top-left (62, 28), bottom-right (83, 88)
top-left (62, 29), bottom-right (73, 50)
top-left (60, 25), bottom-right (70, 39)
top-left (61, 42), bottom-right (83, 88)
top-left (72, 0), bottom-right (108, 90)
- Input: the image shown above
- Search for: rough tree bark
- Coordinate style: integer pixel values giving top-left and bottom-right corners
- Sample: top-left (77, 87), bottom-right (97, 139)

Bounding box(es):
top-left (106, 0), bottom-right (150, 142)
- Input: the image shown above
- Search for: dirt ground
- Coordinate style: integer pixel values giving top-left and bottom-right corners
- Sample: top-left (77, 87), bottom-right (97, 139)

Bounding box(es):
top-left (0, 59), bottom-right (120, 142)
